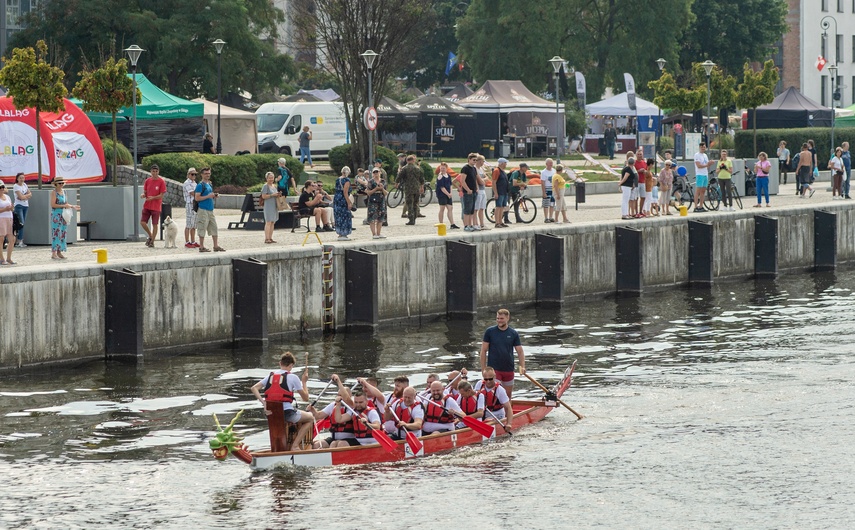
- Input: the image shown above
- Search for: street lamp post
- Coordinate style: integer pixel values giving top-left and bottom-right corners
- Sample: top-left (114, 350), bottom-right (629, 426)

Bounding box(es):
top-left (701, 60), bottom-right (715, 148)
top-left (213, 39), bottom-right (226, 154)
top-left (124, 44), bottom-right (144, 241)
top-left (549, 55), bottom-right (565, 163)
top-left (829, 63), bottom-right (838, 152)
top-left (655, 58), bottom-right (666, 173)
top-left (361, 50), bottom-right (378, 165)
top-left (821, 16), bottom-right (839, 159)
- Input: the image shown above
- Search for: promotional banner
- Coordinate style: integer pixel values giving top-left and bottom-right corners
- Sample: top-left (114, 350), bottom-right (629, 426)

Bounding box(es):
top-left (624, 73), bottom-right (637, 112)
top-left (0, 97), bottom-right (106, 184)
top-left (575, 71), bottom-right (586, 110)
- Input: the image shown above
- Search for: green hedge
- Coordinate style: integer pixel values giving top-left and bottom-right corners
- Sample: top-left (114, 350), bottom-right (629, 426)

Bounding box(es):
top-left (328, 143), bottom-right (431, 183)
top-left (101, 138), bottom-right (132, 166)
top-left (735, 127), bottom-right (855, 168)
top-left (140, 153), bottom-right (304, 188)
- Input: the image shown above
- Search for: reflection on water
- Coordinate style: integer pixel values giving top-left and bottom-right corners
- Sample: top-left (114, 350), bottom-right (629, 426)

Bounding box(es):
top-left (2, 267), bottom-right (855, 527)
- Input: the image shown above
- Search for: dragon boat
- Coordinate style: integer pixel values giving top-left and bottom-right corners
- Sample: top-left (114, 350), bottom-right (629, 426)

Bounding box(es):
top-left (210, 362), bottom-right (577, 471)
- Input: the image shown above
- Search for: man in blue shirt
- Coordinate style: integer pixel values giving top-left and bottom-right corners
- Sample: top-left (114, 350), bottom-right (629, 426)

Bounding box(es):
top-left (194, 167), bottom-right (225, 252)
top-left (842, 141), bottom-right (851, 199)
top-left (479, 308), bottom-right (526, 398)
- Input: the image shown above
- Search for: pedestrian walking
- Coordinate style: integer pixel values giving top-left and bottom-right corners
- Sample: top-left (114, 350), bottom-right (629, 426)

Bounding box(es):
top-left (299, 126), bottom-right (313, 168)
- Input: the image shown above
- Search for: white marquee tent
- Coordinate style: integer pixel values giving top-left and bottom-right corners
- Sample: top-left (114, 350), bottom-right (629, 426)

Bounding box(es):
top-left (585, 92), bottom-right (659, 116)
top-left (194, 98), bottom-right (258, 154)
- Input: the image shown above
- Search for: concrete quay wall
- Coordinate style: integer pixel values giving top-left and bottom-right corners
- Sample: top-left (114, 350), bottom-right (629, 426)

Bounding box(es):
top-left (2, 202), bottom-right (854, 371)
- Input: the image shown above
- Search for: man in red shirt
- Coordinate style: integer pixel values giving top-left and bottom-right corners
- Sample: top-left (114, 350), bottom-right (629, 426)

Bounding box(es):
top-left (140, 164), bottom-right (166, 247)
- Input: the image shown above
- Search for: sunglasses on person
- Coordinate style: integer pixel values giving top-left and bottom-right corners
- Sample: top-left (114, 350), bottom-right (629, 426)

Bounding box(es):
top-left (483, 378), bottom-right (494, 381)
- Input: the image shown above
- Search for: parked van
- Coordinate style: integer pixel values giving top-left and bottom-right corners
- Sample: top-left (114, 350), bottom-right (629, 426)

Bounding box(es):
top-left (256, 101), bottom-right (349, 158)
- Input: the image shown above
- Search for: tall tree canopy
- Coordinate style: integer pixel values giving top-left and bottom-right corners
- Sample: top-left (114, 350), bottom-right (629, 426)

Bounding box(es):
top-left (397, 1), bottom-right (471, 90)
top-left (9, 0), bottom-right (294, 98)
top-left (457, 0), bottom-right (693, 99)
top-left (292, 0), bottom-right (438, 167)
top-left (679, 0), bottom-right (788, 75)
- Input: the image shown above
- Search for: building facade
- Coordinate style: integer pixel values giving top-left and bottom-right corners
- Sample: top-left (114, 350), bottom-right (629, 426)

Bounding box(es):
top-left (1, 0), bottom-right (40, 61)
top-left (781, 0), bottom-right (855, 108)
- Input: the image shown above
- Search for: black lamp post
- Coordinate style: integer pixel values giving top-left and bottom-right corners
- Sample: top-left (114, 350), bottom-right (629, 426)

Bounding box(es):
top-left (213, 39), bottom-right (226, 154)
top-left (360, 49), bottom-right (378, 164)
top-left (701, 60), bottom-right (715, 144)
top-left (124, 44), bottom-right (144, 241)
top-left (655, 58), bottom-right (666, 172)
top-left (549, 55), bottom-right (565, 163)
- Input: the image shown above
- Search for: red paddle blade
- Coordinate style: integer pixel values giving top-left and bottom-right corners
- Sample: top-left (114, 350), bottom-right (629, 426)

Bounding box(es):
top-left (462, 416), bottom-right (495, 438)
top-left (371, 429), bottom-right (398, 453)
top-left (405, 431), bottom-right (423, 454)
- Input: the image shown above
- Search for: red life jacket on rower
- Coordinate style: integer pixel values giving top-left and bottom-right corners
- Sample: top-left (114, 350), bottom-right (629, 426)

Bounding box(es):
top-left (458, 395), bottom-right (480, 415)
top-left (263, 371), bottom-right (295, 404)
top-left (350, 408), bottom-right (372, 438)
top-left (481, 385), bottom-right (504, 412)
top-left (423, 396), bottom-right (457, 424)
top-left (328, 405), bottom-right (353, 435)
top-left (394, 400), bottom-right (419, 424)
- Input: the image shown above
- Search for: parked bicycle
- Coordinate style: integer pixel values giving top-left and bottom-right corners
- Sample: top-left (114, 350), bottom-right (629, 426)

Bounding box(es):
top-left (707, 171), bottom-right (744, 211)
top-left (485, 189), bottom-right (538, 224)
top-left (386, 182), bottom-right (434, 209)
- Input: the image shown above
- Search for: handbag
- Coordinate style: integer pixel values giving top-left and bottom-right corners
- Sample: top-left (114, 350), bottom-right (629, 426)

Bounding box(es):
top-left (12, 210), bottom-right (23, 232)
top-left (258, 195), bottom-right (265, 207)
top-left (276, 196), bottom-right (289, 211)
top-left (61, 207), bottom-right (73, 224)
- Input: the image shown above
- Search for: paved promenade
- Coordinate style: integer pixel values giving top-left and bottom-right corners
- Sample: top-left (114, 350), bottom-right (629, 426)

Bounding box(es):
top-left (0, 181), bottom-right (839, 271)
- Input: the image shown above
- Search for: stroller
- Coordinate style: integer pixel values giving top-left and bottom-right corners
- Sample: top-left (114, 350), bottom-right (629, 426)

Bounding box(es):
top-left (672, 174), bottom-right (693, 205)
top-left (744, 169), bottom-right (757, 197)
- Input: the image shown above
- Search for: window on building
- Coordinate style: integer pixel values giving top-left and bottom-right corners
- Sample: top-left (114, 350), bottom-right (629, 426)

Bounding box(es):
top-left (839, 0), bottom-right (844, 12)
top-left (852, 36), bottom-right (855, 61)
top-left (822, 0), bottom-right (828, 11)
top-left (852, 76), bottom-right (855, 103)
top-left (822, 36), bottom-right (827, 59)
top-left (822, 76), bottom-right (828, 106)
top-left (838, 34), bottom-right (844, 62)
top-left (6, 0), bottom-right (21, 26)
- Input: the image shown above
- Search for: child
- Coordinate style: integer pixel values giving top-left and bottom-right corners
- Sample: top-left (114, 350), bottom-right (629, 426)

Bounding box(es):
top-left (642, 158), bottom-right (656, 217)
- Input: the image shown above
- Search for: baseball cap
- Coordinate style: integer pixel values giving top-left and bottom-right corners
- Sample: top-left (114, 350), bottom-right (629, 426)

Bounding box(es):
top-left (497, 158), bottom-right (509, 164)
top-left (374, 158), bottom-right (383, 164)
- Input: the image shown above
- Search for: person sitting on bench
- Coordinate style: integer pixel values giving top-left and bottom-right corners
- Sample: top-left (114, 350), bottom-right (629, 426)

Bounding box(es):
top-left (298, 180), bottom-right (334, 232)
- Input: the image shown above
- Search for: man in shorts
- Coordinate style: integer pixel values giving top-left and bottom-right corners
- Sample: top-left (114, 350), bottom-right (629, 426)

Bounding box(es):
top-left (540, 158), bottom-right (556, 222)
top-left (140, 164), bottom-right (166, 247)
top-left (460, 153), bottom-right (478, 231)
top-left (693, 142), bottom-right (715, 212)
top-left (479, 308), bottom-right (526, 398)
top-left (182, 167), bottom-right (199, 248)
top-left (250, 352), bottom-right (314, 451)
top-left (194, 167), bottom-right (225, 252)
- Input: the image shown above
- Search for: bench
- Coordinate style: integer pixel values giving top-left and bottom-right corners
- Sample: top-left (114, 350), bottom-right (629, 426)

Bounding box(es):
top-left (288, 202), bottom-right (311, 232)
top-left (78, 221), bottom-right (96, 241)
top-left (227, 193), bottom-right (265, 230)
top-left (582, 152), bottom-right (621, 176)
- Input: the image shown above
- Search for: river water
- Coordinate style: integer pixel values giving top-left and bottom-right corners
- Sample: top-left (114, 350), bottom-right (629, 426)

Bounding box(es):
top-left (2, 269), bottom-right (855, 529)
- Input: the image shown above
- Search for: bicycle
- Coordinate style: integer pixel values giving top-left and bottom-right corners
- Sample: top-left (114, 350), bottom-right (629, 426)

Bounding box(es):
top-left (485, 189), bottom-right (538, 224)
top-left (386, 182), bottom-right (433, 208)
top-left (719, 171), bottom-right (744, 210)
top-left (671, 174), bottom-right (695, 206)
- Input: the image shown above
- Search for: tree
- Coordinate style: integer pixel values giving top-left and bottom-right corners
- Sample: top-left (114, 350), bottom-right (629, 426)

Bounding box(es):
top-left (72, 57), bottom-right (140, 186)
top-left (690, 62), bottom-right (736, 148)
top-left (457, 0), bottom-right (693, 100)
top-left (647, 69), bottom-right (706, 125)
top-left (680, 0), bottom-right (788, 76)
top-left (0, 40), bottom-right (67, 189)
top-left (397, 1), bottom-right (471, 90)
top-left (10, 0), bottom-right (294, 99)
top-left (735, 60), bottom-right (778, 155)
top-left (291, 0), bottom-right (438, 168)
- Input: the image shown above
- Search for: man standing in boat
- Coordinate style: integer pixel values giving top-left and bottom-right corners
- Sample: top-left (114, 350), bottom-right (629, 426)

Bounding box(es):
top-left (479, 308), bottom-right (526, 398)
top-left (250, 352), bottom-right (314, 451)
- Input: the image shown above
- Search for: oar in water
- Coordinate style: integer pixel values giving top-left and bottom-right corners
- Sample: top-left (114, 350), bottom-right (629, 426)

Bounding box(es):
top-left (387, 406), bottom-right (423, 455)
top-left (483, 407), bottom-right (512, 436)
top-left (416, 394), bottom-right (495, 439)
top-left (340, 401), bottom-right (398, 453)
top-left (523, 373), bottom-right (583, 420)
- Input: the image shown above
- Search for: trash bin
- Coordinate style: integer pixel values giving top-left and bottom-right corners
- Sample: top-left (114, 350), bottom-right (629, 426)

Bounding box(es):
top-left (500, 141), bottom-right (510, 158)
top-left (575, 181), bottom-right (586, 210)
top-left (480, 139), bottom-right (495, 158)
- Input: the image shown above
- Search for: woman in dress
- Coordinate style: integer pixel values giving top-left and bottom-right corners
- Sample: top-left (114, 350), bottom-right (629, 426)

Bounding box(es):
top-left (13, 172), bottom-right (31, 247)
top-left (0, 183), bottom-right (17, 265)
top-left (50, 177), bottom-right (80, 260)
top-left (261, 171), bottom-right (280, 243)
top-left (366, 167), bottom-right (387, 239)
top-left (830, 147), bottom-right (845, 199)
top-left (333, 166), bottom-right (353, 240)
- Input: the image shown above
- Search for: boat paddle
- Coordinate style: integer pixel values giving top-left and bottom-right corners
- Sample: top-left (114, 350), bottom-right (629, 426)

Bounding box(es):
top-left (523, 373), bottom-right (583, 420)
top-left (416, 395), bottom-right (495, 439)
top-left (387, 406), bottom-right (423, 455)
top-left (340, 401), bottom-right (398, 453)
top-left (483, 407), bottom-right (512, 436)
top-left (306, 378), bottom-right (336, 410)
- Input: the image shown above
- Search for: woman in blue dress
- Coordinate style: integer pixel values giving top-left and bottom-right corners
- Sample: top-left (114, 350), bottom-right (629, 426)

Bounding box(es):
top-left (50, 177), bottom-right (79, 259)
top-left (333, 166), bottom-right (353, 240)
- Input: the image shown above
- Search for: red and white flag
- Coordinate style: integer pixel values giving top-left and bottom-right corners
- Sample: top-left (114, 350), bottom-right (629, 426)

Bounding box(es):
top-left (816, 55), bottom-right (827, 71)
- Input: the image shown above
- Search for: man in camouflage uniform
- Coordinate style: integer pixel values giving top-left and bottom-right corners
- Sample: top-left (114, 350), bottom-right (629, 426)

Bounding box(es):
top-left (398, 155), bottom-right (424, 225)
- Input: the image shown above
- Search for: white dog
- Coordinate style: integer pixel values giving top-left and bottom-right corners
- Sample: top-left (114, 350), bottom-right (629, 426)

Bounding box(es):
top-left (163, 216), bottom-right (178, 248)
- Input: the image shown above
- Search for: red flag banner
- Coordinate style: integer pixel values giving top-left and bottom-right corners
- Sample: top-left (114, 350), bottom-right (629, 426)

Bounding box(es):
top-left (816, 55), bottom-right (827, 72)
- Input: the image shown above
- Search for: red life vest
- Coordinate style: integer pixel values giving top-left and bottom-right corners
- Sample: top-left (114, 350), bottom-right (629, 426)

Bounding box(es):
top-left (458, 395), bottom-right (480, 415)
top-left (328, 405), bottom-right (352, 435)
top-left (481, 386), bottom-right (504, 412)
top-left (263, 371), bottom-right (295, 404)
top-left (394, 400), bottom-right (420, 425)
top-left (423, 397), bottom-right (456, 424)
top-left (350, 408), bottom-right (373, 438)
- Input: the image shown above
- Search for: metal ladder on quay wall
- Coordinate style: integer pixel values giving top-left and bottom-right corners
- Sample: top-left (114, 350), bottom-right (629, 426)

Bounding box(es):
top-left (322, 245), bottom-right (335, 332)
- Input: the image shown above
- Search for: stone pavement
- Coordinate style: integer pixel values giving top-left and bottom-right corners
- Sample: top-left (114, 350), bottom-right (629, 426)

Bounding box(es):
top-left (0, 181), bottom-right (841, 269)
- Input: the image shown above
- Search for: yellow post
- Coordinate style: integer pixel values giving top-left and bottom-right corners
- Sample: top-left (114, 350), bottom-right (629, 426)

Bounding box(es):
top-left (435, 223), bottom-right (447, 236)
top-left (679, 205), bottom-right (688, 217)
top-left (92, 249), bottom-right (108, 263)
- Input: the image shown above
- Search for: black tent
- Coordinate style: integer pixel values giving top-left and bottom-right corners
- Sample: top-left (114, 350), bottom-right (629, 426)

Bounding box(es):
top-left (376, 96), bottom-right (419, 120)
top-left (376, 96), bottom-right (418, 153)
top-left (444, 83), bottom-right (474, 102)
top-left (747, 86), bottom-right (833, 128)
top-left (404, 95), bottom-right (477, 158)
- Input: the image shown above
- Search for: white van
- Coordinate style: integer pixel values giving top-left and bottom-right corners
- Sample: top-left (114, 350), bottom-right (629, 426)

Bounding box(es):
top-left (256, 101), bottom-right (349, 158)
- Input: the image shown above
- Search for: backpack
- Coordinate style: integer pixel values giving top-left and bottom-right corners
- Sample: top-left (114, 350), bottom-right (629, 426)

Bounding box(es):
top-left (790, 152), bottom-right (800, 172)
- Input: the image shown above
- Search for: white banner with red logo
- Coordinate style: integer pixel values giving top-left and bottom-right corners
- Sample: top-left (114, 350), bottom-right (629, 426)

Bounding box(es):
top-left (0, 97), bottom-right (106, 184)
